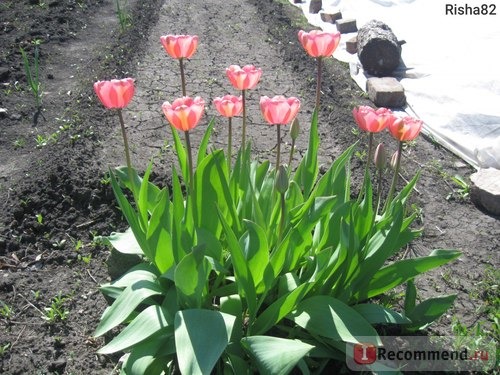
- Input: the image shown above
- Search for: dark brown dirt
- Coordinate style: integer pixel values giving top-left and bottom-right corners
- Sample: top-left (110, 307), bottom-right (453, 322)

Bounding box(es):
top-left (0, 0), bottom-right (498, 374)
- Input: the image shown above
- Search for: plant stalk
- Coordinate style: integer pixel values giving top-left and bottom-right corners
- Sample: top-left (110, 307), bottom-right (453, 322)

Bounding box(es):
top-left (315, 57), bottom-right (323, 111)
top-left (279, 192), bottom-right (286, 243)
top-left (366, 133), bottom-right (374, 177)
top-left (276, 125), bottom-right (281, 171)
top-left (179, 58), bottom-right (186, 97)
top-left (184, 130), bottom-right (194, 194)
top-left (241, 89), bottom-right (247, 147)
top-left (358, 132), bottom-right (374, 202)
top-left (288, 138), bottom-right (296, 170)
top-left (384, 141), bottom-right (403, 211)
top-left (227, 117), bottom-right (232, 170)
top-left (117, 109), bottom-right (135, 197)
top-left (375, 168), bottom-right (383, 215)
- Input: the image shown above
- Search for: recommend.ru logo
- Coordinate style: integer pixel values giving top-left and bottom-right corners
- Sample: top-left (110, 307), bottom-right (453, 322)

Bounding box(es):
top-left (346, 336), bottom-right (496, 372)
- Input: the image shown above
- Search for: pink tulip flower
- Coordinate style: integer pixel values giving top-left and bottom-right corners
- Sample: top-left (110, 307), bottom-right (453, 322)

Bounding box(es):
top-left (93, 78), bottom-right (135, 109)
top-left (162, 96), bottom-right (205, 132)
top-left (352, 106), bottom-right (398, 133)
top-left (213, 95), bottom-right (243, 118)
top-left (160, 35), bottom-right (199, 59)
top-left (260, 95), bottom-right (301, 125)
top-left (298, 29), bottom-right (341, 58)
top-left (226, 65), bottom-right (262, 91)
top-left (388, 116), bottom-right (423, 142)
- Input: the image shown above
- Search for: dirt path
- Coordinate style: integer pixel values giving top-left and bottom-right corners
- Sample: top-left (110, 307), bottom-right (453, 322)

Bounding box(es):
top-left (0, 0), bottom-right (498, 374)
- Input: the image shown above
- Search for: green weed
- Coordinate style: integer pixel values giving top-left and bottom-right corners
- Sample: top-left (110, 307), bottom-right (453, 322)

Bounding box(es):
top-left (42, 293), bottom-right (70, 323)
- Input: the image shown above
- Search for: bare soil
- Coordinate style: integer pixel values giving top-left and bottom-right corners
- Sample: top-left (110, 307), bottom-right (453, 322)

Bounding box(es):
top-left (0, 0), bottom-right (498, 374)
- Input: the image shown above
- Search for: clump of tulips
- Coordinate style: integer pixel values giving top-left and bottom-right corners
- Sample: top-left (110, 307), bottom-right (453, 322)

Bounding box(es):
top-left (352, 105), bottom-right (423, 212)
top-left (93, 30), bottom-right (460, 375)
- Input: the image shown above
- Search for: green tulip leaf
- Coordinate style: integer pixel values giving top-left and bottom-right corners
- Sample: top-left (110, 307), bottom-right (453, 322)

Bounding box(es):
top-left (358, 249), bottom-right (461, 301)
top-left (406, 294), bottom-right (457, 330)
top-left (197, 117), bottom-right (215, 165)
top-left (240, 220), bottom-right (270, 293)
top-left (252, 282), bottom-right (311, 335)
top-left (146, 188), bottom-right (174, 273)
top-left (352, 304), bottom-right (411, 324)
top-left (94, 280), bottom-right (164, 337)
top-left (122, 330), bottom-right (176, 375)
top-left (105, 262), bottom-right (160, 289)
top-left (290, 295), bottom-right (381, 345)
top-left (169, 124), bottom-right (188, 184)
top-left (98, 304), bottom-right (173, 354)
top-left (100, 227), bottom-right (143, 255)
top-left (174, 246), bottom-right (211, 309)
top-left (174, 309), bottom-right (235, 375)
top-left (241, 336), bottom-right (314, 375)
top-left (293, 107), bottom-right (319, 197)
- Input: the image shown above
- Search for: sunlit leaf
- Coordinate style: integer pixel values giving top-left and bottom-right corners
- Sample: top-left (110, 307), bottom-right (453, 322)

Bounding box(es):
top-left (406, 294), bottom-right (457, 330)
top-left (358, 249), bottom-right (461, 301)
top-left (352, 304), bottom-right (411, 324)
top-left (251, 282), bottom-right (311, 335)
top-left (293, 108), bottom-right (319, 197)
top-left (240, 220), bottom-right (269, 293)
top-left (147, 188), bottom-right (174, 273)
top-left (290, 296), bottom-right (381, 345)
top-left (101, 227), bottom-right (142, 255)
top-left (174, 246), bottom-right (211, 309)
top-left (175, 309), bottom-right (235, 375)
top-left (94, 280), bottom-right (164, 337)
top-left (241, 336), bottom-right (314, 375)
top-left (197, 117), bottom-right (215, 165)
top-left (98, 305), bottom-right (173, 354)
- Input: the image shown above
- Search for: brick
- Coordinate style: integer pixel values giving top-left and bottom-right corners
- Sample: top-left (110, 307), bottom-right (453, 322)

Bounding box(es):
top-left (320, 11), bottom-right (342, 23)
top-left (366, 77), bottom-right (406, 107)
top-left (346, 36), bottom-right (357, 54)
top-left (471, 168), bottom-right (500, 216)
top-left (336, 18), bottom-right (357, 34)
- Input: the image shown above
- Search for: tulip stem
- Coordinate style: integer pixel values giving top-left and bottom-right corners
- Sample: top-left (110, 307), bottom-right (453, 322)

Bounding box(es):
top-left (288, 138), bottom-right (296, 171)
top-left (276, 124), bottom-right (281, 171)
top-left (241, 89), bottom-right (247, 147)
top-left (227, 117), bottom-right (232, 170)
top-left (117, 108), bottom-right (135, 195)
top-left (179, 58), bottom-right (186, 97)
top-left (384, 141), bottom-right (403, 212)
top-left (184, 130), bottom-right (194, 194)
top-left (358, 132), bottom-right (374, 203)
top-left (315, 57), bottom-right (323, 111)
top-left (278, 192), bottom-right (286, 243)
top-left (366, 132), bottom-right (374, 175)
top-left (375, 168), bottom-right (384, 216)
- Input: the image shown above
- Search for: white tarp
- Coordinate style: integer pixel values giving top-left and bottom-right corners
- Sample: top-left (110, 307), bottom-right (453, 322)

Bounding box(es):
top-left (290, 0), bottom-right (500, 169)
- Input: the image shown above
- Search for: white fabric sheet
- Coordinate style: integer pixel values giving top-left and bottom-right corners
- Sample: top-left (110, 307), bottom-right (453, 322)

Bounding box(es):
top-left (290, 0), bottom-right (500, 169)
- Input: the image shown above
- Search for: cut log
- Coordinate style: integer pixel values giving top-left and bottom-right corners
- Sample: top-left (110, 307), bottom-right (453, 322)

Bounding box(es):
top-left (309, 0), bottom-right (322, 14)
top-left (357, 20), bottom-right (401, 77)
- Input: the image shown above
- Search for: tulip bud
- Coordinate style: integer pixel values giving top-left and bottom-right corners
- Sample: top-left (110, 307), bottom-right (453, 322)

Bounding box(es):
top-left (373, 143), bottom-right (387, 170)
top-left (290, 118), bottom-right (300, 141)
top-left (390, 151), bottom-right (399, 170)
top-left (275, 165), bottom-right (289, 194)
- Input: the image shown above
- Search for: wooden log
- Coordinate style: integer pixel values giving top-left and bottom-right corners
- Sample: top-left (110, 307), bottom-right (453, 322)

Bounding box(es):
top-left (357, 20), bottom-right (401, 77)
top-left (309, 0), bottom-right (322, 14)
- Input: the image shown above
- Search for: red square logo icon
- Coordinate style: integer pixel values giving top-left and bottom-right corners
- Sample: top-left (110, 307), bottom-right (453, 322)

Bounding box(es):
top-left (353, 343), bottom-right (377, 364)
